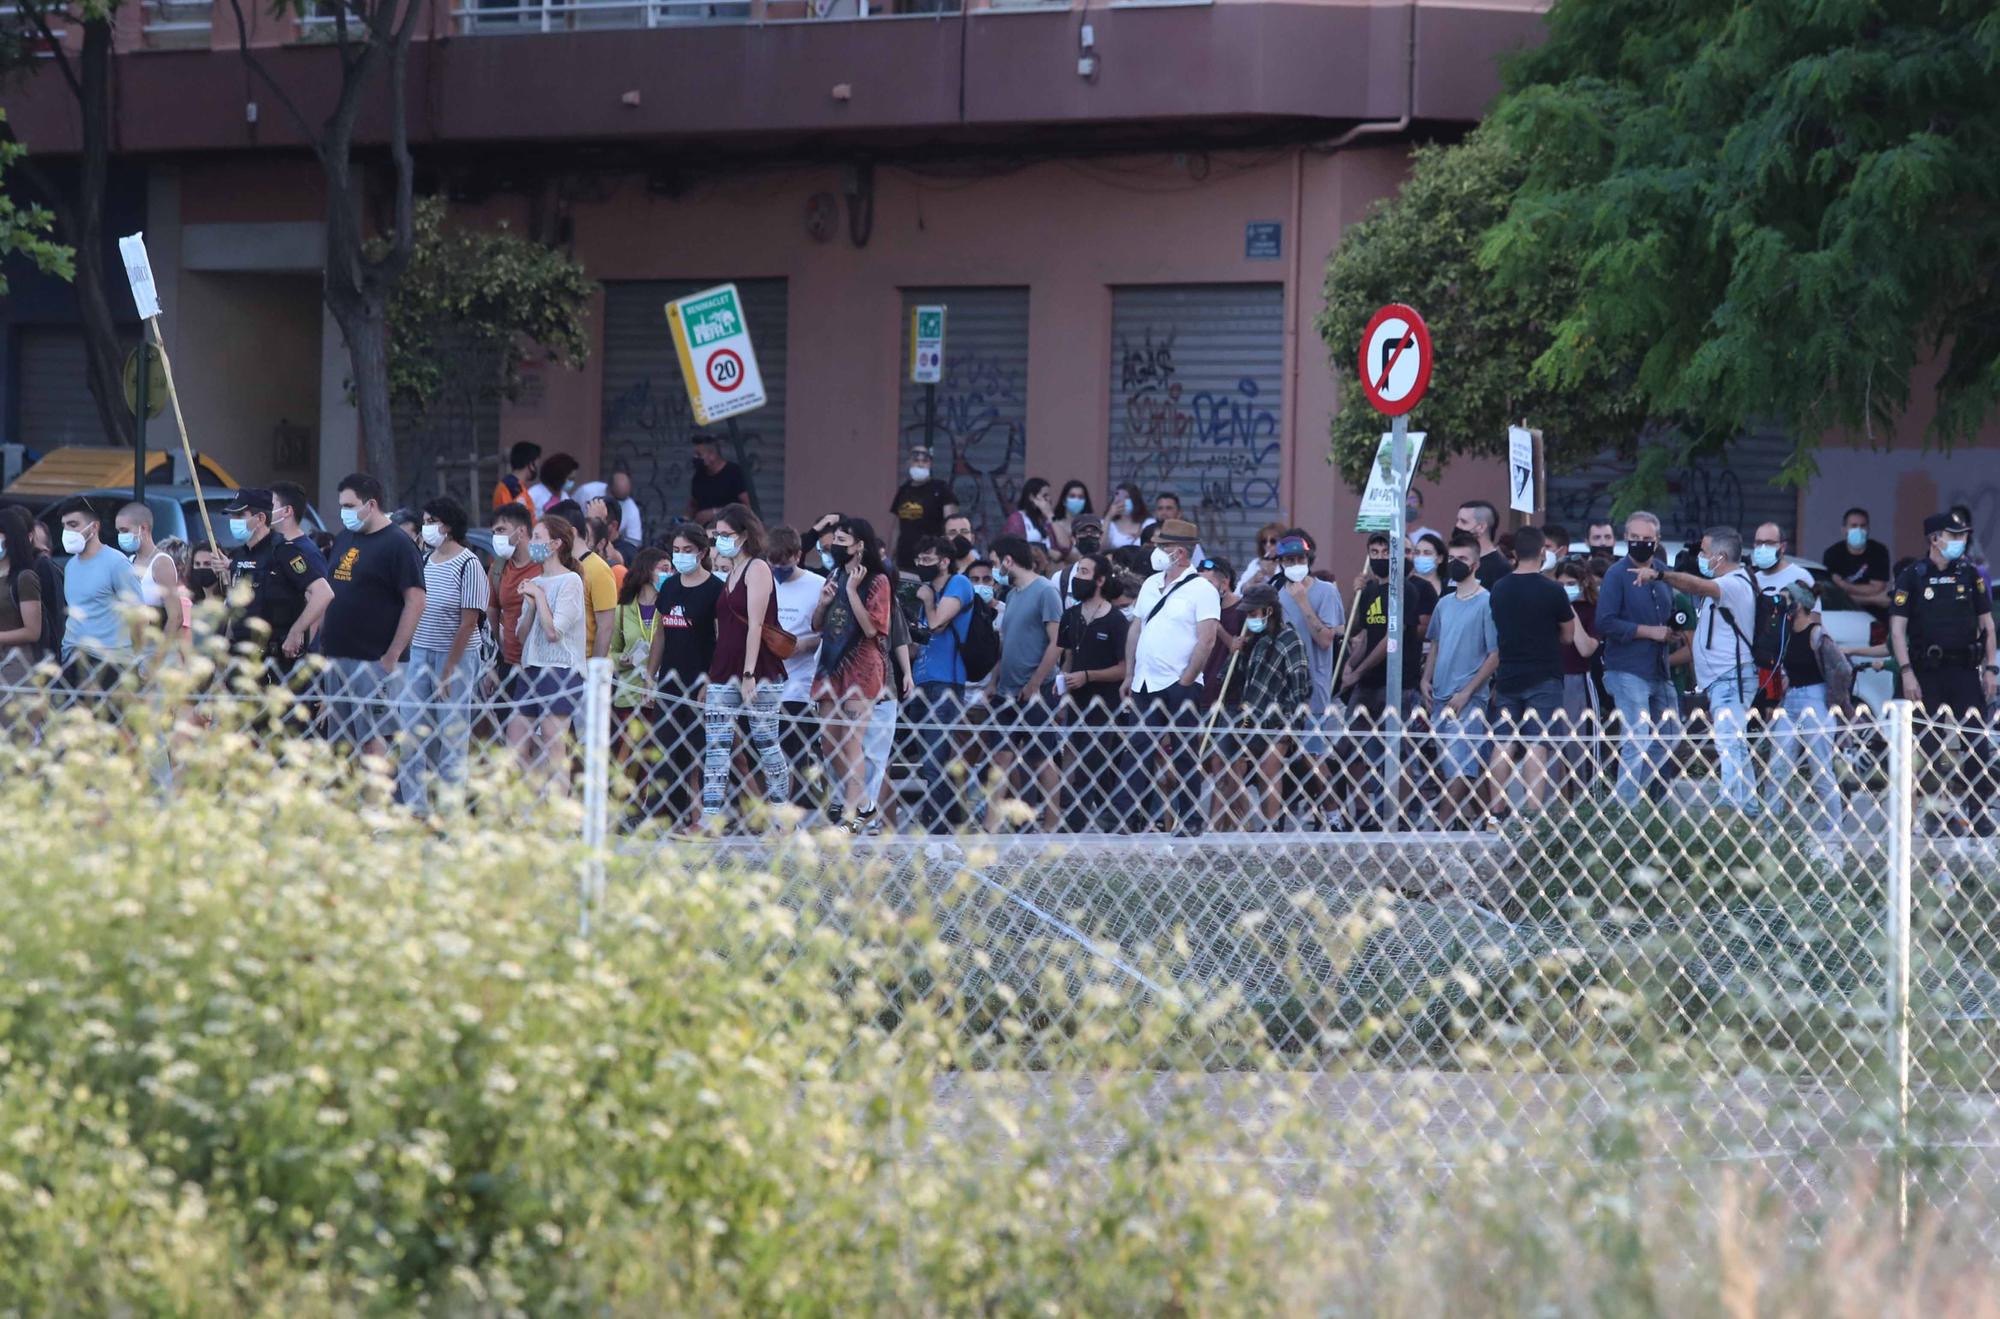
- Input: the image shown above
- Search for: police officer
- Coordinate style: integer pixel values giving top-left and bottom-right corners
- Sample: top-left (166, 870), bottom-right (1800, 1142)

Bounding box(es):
top-left (1890, 509), bottom-right (1998, 831)
top-left (210, 487), bottom-right (330, 679)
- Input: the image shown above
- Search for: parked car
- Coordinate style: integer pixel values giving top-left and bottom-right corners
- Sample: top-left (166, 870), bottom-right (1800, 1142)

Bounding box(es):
top-left (33, 486), bottom-right (327, 561)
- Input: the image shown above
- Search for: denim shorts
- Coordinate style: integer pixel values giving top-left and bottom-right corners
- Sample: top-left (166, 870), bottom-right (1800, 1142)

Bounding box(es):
top-left (1430, 700), bottom-right (1490, 780)
top-left (515, 665), bottom-right (583, 720)
top-left (1492, 678), bottom-right (1564, 740)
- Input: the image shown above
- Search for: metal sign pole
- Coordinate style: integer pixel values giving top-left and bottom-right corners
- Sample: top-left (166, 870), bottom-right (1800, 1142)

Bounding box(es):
top-left (924, 382), bottom-right (937, 452)
top-left (1384, 413), bottom-right (1409, 829)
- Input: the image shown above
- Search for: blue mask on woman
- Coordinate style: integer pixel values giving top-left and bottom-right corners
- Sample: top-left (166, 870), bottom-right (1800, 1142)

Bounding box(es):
top-left (653, 569), bottom-right (671, 592)
top-left (713, 535), bottom-right (739, 560)
top-left (528, 542), bottom-right (553, 564)
top-left (1065, 496), bottom-right (1086, 516)
top-left (1412, 554), bottom-right (1436, 576)
top-left (671, 551), bottom-right (698, 575)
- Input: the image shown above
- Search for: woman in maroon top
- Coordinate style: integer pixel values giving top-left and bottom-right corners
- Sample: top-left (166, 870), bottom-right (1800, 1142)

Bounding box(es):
top-left (701, 504), bottom-right (791, 828)
top-left (811, 517), bottom-right (893, 833)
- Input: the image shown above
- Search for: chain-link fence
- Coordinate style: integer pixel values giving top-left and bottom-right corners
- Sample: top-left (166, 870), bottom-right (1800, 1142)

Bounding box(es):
top-left (8, 646), bottom-right (2000, 1239)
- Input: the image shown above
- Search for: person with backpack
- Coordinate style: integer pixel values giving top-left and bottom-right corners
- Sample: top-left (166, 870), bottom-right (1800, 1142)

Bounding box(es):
top-left (907, 535), bottom-right (975, 830)
top-left (1750, 523), bottom-right (1842, 832)
top-left (398, 496), bottom-right (490, 817)
top-left (1635, 525), bottom-right (1761, 817)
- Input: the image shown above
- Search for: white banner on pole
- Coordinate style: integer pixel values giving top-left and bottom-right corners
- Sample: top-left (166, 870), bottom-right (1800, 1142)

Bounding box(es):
top-left (1508, 425), bottom-right (1536, 514)
top-left (1354, 430), bottom-right (1426, 532)
top-left (119, 233), bottom-right (162, 320)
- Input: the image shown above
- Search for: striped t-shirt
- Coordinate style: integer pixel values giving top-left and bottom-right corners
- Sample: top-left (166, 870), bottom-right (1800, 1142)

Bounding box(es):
top-left (412, 547), bottom-right (490, 654)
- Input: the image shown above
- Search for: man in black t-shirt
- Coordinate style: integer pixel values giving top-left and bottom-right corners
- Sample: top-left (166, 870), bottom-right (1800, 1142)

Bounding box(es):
top-left (1340, 533), bottom-right (1437, 719)
top-left (688, 433), bottom-right (752, 526)
top-left (1486, 526), bottom-right (1576, 814)
top-left (889, 443), bottom-right (958, 571)
top-left (1821, 505), bottom-right (1893, 618)
top-left (323, 473), bottom-right (427, 756)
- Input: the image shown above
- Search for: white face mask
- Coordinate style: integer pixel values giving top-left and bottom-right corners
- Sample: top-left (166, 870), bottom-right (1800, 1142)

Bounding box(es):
top-left (270, 506), bottom-right (290, 529)
top-left (1541, 549), bottom-right (1557, 572)
top-left (1282, 563), bottom-right (1310, 583)
top-left (61, 527), bottom-right (89, 555)
top-left (1150, 547), bottom-right (1173, 573)
top-left (908, 465), bottom-right (931, 483)
top-left (492, 532), bottom-right (514, 558)
top-left (421, 523), bottom-right (445, 548)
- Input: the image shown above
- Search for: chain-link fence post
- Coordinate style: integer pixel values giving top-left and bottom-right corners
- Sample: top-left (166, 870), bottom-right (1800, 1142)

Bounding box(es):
top-left (579, 656), bottom-right (614, 937)
top-left (1885, 696), bottom-right (1915, 1238)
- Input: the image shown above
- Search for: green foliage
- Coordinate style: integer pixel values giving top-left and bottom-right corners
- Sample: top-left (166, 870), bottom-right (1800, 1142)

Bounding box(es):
top-left (381, 196), bottom-right (593, 420)
top-left (0, 110), bottom-right (73, 296)
top-left (1318, 127), bottom-right (1647, 491)
top-left (1485, 0), bottom-right (2000, 466)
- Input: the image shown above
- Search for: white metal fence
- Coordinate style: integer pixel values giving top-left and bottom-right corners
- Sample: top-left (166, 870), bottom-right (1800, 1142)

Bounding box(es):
top-left (7, 650), bottom-right (2000, 1234)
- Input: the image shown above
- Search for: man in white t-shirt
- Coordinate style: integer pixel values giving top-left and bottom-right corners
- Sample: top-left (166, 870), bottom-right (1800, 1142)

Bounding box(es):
top-left (1638, 525), bottom-right (1762, 816)
top-left (1121, 518), bottom-right (1221, 836)
top-left (766, 526), bottom-right (826, 805)
top-left (1751, 521), bottom-right (1840, 830)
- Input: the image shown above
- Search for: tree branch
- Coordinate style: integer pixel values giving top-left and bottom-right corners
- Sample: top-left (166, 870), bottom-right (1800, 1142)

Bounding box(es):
top-left (225, 0), bottom-right (325, 157)
top-left (17, 0), bottom-right (84, 103)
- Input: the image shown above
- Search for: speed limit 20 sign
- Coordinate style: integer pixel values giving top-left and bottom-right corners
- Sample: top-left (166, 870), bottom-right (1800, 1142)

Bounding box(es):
top-left (1356, 303), bottom-right (1431, 417)
top-left (667, 283), bottom-right (768, 425)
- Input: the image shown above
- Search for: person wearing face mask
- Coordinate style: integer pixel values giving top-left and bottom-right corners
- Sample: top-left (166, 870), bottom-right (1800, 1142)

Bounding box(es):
top-left (1411, 532), bottom-right (1447, 603)
top-left (1594, 510), bottom-right (1683, 805)
top-left (1552, 559), bottom-right (1605, 796)
top-left (609, 546), bottom-right (667, 757)
top-left (1747, 522), bottom-right (1842, 833)
top-left (1216, 583), bottom-right (1309, 826)
top-left (759, 526), bottom-right (827, 807)
top-left (53, 497), bottom-right (142, 694)
top-left (1822, 506), bottom-right (1892, 620)
top-left (0, 506), bottom-right (51, 692)
top-left (528, 452), bottom-right (581, 521)
top-left (1270, 531), bottom-right (1344, 714)
top-left (1120, 519), bottom-right (1221, 836)
top-left (492, 442), bottom-right (542, 516)
top-left (1891, 510), bottom-right (1997, 833)
top-left (398, 496), bottom-right (489, 816)
top-left (1104, 482), bottom-right (1149, 550)
top-left (1049, 513), bottom-right (1105, 600)
top-left (976, 535), bottom-right (1066, 831)
top-left (488, 504), bottom-right (539, 720)
top-left (687, 434), bottom-right (752, 528)
top-left (1048, 481), bottom-right (1093, 565)
top-left (640, 523), bottom-right (723, 827)
top-left (1483, 526), bottom-right (1579, 819)
top-left (113, 501), bottom-right (184, 644)
top-left (1421, 534), bottom-right (1501, 828)
top-left (513, 515), bottom-right (588, 783)
top-left (1052, 552), bottom-right (1130, 829)
top-left (902, 535), bottom-right (975, 829)
top-left (1634, 524), bottom-right (1762, 817)
top-left (541, 499), bottom-right (618, 660)
top-left (941, 513), bottom-right (979, 575)
top-left (811, 517), bottom-right (893, 832)
top-left (321, 473), bottom-right (428, 760)
top-left (1340, 533), bottom-right (1433, 711)
top-left (890, 445), bottom-right (959, 573)
top-left (211, 487), bottom-right (331, 679)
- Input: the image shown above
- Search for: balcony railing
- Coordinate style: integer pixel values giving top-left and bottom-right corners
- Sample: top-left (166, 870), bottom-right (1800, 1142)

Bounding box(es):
top-left (452, 0), bottom-right (961, 33)
top-left (141, 0), bottom-right (212, 46)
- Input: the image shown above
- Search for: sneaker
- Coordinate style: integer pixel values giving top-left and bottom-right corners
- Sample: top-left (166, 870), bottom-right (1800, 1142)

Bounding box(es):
top-left (845, 807), bottom-right (881, 837)
top-left (1173, 817), bottom-right (1206, 839)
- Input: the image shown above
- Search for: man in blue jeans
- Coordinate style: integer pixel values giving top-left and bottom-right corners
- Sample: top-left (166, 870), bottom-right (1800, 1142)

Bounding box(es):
top-left (1636, 525), bottom-right (1762, 817)
top-left (1487, 526), bottom-right (1578, 817)
top-left (1593, 510), bottom-right (1683, 804)
top-left (908, 536), bottom-right (974, 830)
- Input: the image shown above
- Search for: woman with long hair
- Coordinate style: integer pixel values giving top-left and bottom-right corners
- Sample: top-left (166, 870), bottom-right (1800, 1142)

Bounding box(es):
top-left (1051, 480), bottom-right (1094, 563)
top-left (1104, 480), bottom-right (1149, 550)
top-left (645, 523), bottom-right (723, 827)
top-left (1554, 556), bottom-right (1605, 794)
top-left (402, 495), bottom-right (490, 815)
top-left (811, 515), bottom-right (893, 833)
top-left (611, 545), bottom-right (668, 748)
top-left (702, 504), bottom-right (791, 829)
top-left (1004, 478), bottom-right (1070, 560)
top-left (514, 514), bottom-right (588, 785)
top-left (0, 505), bottom-right (47, 688)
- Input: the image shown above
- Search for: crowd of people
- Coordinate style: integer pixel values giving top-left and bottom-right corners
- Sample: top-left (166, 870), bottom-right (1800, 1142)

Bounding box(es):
top-left (0, 433), bottom-right (1993, 839)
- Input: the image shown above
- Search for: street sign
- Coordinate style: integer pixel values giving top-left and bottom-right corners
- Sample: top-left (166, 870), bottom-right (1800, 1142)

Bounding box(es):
top-left (666, 283), bottom-right (767, 425)
top-left (1244, 221), bottom-right (1282, 261)
top-left (910, 304), bottom-right (946, 385)
top-left (1356, 302), bottom-right (1431, 417)
top-left (1508, 425), bottom-right (1536, 514)
top-left (123, 344), bottom-right (166, 420)
top-left (118, 233), bottom-right (162, 320)
top-left (1354, 430), bottom-right (1427, 532)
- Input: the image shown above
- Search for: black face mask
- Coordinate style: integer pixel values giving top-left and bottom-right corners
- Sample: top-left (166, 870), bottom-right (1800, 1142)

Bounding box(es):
top-left (1369, 558), bottom-right (1391, 579)
top-left (825, 543), bottom-right (851, 566)
top-left (1075, 536), bottom-right (1101, 556)
top-left (1445, 560), bottom-right (1474, 584)
top-left (949, 536), bottom-right (973, 560)
top-left (1628, 540), bottom-right (1657, 565)
top-left (1070, 576), bottom-right (1098, 602)
top-left (917, 560), bottom-right (941, 578)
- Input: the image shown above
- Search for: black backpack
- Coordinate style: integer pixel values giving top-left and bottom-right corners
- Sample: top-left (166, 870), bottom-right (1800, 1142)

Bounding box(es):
top-left (896, 578), bottom-right (932, 649)
top-left (960, 596), bottom-right (1000, 683)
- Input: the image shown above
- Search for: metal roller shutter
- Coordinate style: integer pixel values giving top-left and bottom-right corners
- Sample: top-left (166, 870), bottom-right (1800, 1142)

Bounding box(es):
top-left (600, 279), bottom-right (787, 538)
top-left (1108, 284), bottom-right (1285, 567)
top-left (1545, 427), bottom-right (1801, 547)
top-left (897, 287), bottom-right (1029, 547)
top-left (17, 328), bottom-right (123, 450)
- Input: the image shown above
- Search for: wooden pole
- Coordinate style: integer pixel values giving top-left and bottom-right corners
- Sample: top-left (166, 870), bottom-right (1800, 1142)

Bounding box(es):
top-left (143, 316), bottom-right (221, 558)
top-left (1532, 427), bottom-right (1546, 522)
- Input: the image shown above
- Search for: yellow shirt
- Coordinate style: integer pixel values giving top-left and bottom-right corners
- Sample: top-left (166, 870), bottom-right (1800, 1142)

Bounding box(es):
top-left (579, 552), bottom-right (618, 654)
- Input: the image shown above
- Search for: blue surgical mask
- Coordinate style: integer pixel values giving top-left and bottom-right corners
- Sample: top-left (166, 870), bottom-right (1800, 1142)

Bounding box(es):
top-left (340, 507), bottom-right (364, 533)
top-left (229, 518), bottom-right (251, 542)
top-left (1065, 496), bottom-right (1086, 516)
top-left (653, 570), bottom-right (671, 592)
top-left (1699, 554), bottom-right (1718, 579)
top-left (1943, 537), bottom-right (1968, 562)
top-left (1846, 527), bottom-right (1868, 550)
top-left (820, 549), bottom-right (836, 573)
top-left (1563, 583), bottom-right (1582, 602)
top-left (1752, 544), bottom-right (1779, 570)
top-left (972, 583), bottom-right (995, 603)
top-left (528, 542), bottom-right (553, 564)
top-left (1412, 554), bottom-right (1436, 576)
top-left (671, 551), bottom-right (698, 575)
top-left (714, 534), bottom-right (739, 560)
top-left (1245, 615), bottom-right (1268, 635)
top-left (118, 531), bottom-right (141, 554)
top-left (773, 563), bottom-right (794, 582)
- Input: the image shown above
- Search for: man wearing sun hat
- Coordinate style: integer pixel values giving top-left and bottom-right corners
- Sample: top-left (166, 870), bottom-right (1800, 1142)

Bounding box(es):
top-left (1120, 517), bottom-right (1221, 836)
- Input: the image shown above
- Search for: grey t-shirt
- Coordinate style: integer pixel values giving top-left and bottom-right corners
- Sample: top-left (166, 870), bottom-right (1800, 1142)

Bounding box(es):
top-left (1276, 577), bottom-right (1345, 712)
top-left (995, 575), bottom-right (1062, 693)
top-left (1429, 587), bottom-right (1498, 702)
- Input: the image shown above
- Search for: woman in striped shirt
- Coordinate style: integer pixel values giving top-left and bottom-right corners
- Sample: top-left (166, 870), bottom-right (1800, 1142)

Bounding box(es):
top-left (402, 496), bottom-right (490, 816)
top-left (515, 513), bottom-right (588, 783)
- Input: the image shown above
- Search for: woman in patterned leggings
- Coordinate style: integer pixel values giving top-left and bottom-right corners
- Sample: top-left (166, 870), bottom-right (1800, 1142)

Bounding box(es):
top-left (701, 505), bottom-right (791, 830)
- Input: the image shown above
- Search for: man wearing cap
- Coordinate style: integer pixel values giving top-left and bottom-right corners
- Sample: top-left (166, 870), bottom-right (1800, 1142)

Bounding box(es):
top-left (1121, 518), bottom-right (1222, 836)
top-left (1049, 513), bottom-right (1104, 600)
top-left (208, 487), bottom-right (333, 680)
top-left (891, 444), bottom-right (958, 572)
top-left (1891, 510), bottom-right (1997, 833)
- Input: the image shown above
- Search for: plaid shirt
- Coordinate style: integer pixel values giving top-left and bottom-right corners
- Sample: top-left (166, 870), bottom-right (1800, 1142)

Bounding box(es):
top-left (1226, 621), bottom-right (1310, 723)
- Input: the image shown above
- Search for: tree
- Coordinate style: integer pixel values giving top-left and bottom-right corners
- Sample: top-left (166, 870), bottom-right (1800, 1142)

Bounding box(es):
top-left (3, 2), bottom-right (134, 448)
top-left (1317, 128), bottom-right (1648, 492)
top-left (381, 197), bottom-right (593, 477)
top-left (0, 110), bottom-right (73, 294)
top-left (228, 0), bottom-right (423, 497)
top-left (1482, 0), bottom-right (2000, 484)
